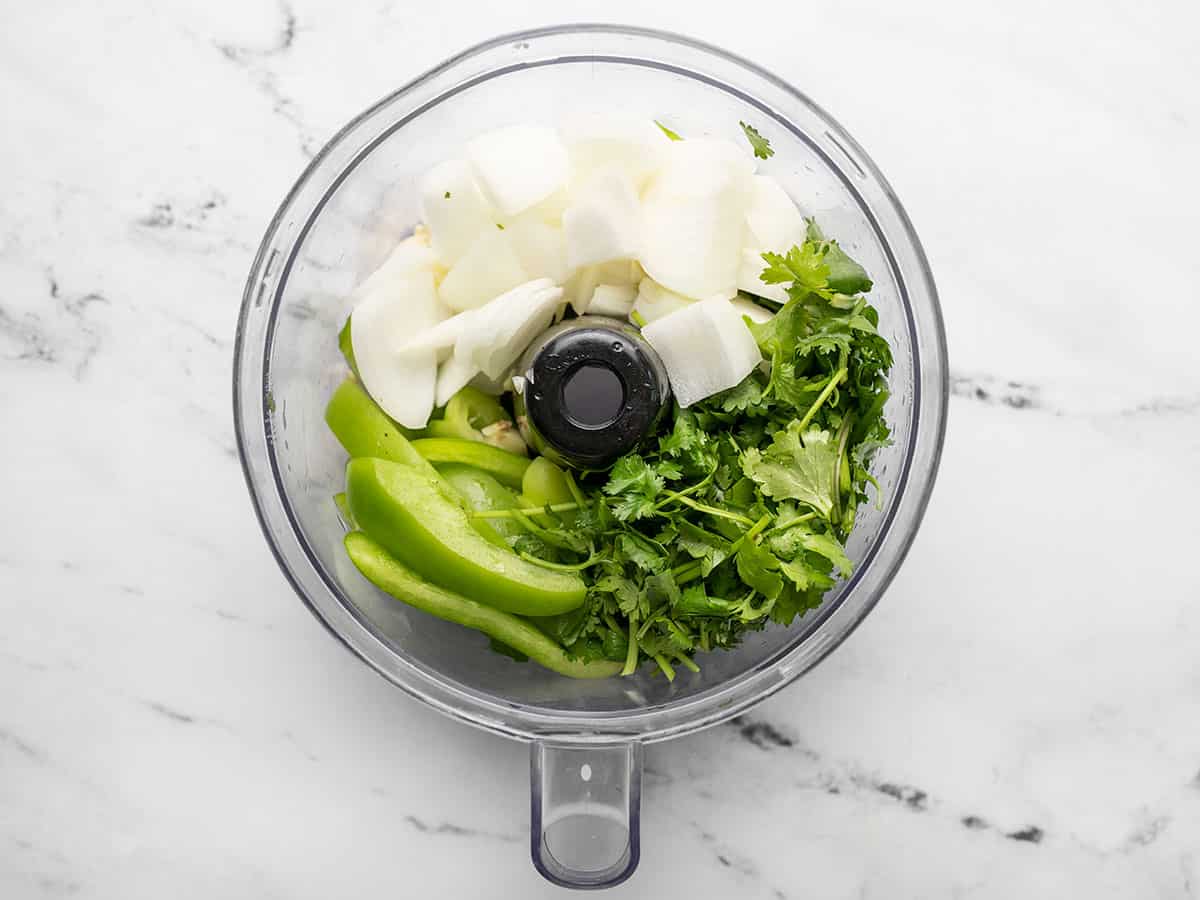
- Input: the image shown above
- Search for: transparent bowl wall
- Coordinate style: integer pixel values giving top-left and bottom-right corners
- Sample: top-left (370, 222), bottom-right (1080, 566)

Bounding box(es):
top-left (234, 24), bottom-right (946, 889)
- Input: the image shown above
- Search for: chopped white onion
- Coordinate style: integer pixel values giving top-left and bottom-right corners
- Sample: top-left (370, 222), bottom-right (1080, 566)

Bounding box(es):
top-left (437, 228), bottom-right (528, 311)
top-left (641, 296), bottom-right (762, 408)
top-left (466, 124), bottom-right (569, 217)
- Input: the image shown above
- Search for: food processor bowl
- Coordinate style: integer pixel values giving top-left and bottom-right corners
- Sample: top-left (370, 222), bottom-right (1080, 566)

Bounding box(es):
top-left (233, 24), bottom-right (947, 889)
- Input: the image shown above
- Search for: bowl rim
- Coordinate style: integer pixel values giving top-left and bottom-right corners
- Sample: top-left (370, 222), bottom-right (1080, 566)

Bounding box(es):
top-left (233, 23), bottom-right (949, 744)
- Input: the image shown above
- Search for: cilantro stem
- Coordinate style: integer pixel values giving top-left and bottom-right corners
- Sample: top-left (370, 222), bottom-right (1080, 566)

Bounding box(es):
top-left (674, 564), bottom-right (705, 586)
top-left (472, 502), bottom-right (579, 519)
top-left (674, 653), bottom-right (700, 674)
top-left (621, 613), bottom-right (640, 676)
top-left (651, 470), bottom-right (714, 512)
top-left (671, 560), bottom-right (702, 578)
top-left (770, 511), bottom-right (817, 532)
top-left (519, 549), bottom-right (600, 572)
top-left (728, 513), bottom-right (773, 554)
top-left (603, 613), bottom-right (627, 637)
top-left (509, 510), bottom-right (586, 552)
top-left (794, 367), bottom-right (847, 432)
top-left (562, 470), bottom-right (589, 509)
top-left (734, 589), bottom-right (769, 622)
top-left (664, 493), bottom-right (756, 526)
top-left (831, 413), bottom-right (855, 526)
top-left (652, 653), bottom-right (676, 681)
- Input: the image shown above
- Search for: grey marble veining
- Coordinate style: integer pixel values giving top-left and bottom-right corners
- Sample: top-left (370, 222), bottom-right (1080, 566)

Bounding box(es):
top-left (2, 1), bottom-right (1199, 898)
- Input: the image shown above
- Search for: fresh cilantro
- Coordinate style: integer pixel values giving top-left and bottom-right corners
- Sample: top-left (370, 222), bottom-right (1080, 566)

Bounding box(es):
top-left (713, 375), bottom-right (768, 415)
top-left (592, 574), bottom-right (641, 616)
top-left (656, 459), bottom-right (684, 481)
top-left (770, 583), bottom-right (822, 626)
top-left (743, 424), bottom-right (840, 518)
top-left (604, 455), bottom-right (664, 521)
top-left (739, 121), bottom-right (774, 159)
top-left (615, 533), bottom-right (666, 573)
top-left (760, 244), bottom-right (830, 293)
top-left (735, 541), bottom-right (784, 601)
top-left (642, 572), bottom-right (682, 612)
top-left (676, 521), bottom-right (732, 575)
top-left (796, 530), bottom-right (852, 576)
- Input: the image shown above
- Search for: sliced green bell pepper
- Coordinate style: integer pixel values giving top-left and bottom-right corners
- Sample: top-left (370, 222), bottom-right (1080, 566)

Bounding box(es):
top-left (338, 317), bottom-right (358, 377)
top-left (521, 457), bottom-right (579, 526)
top-left (443, 387), bottom-right (526, 456)
top-left (325, 380), bottom-right (516, 547)
top-left (345, 532), bottom-right (619, 679)
top-left (411, 438), bottom-right (530, 490)
top-left (439, 463), bottom-right (525, 547)
top-left (325, 379), bottom-right (431, 473)
top-left (346, 457), bottom-right (585, 616)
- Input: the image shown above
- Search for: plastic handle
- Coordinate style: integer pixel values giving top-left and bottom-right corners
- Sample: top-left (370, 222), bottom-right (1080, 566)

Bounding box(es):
top-left (530, 740), bottom-right (642, 889)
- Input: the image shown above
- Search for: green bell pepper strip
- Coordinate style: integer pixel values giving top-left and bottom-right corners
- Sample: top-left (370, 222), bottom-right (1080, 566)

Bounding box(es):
top-left (346, 457), bottom-right (585, 616)
top-left (326, 380), bottom-right (507, 546)
top-left (521, 457), bottom-right (578, 527)
top-left (444, 387), bottom-right (527, 456)
top-left (425, 419), bottom-right (462, 439)
top-left (438, 463), bottom-right (525, 547)
top-left (325, 379), bottom-right (431, 472)
top-left (338, 317), bottom-right (358, 377)
top-left (428, 415), bottom-right (525, 457)
top-left (411, 438), bottom-right (530, 490)
top-left (522, 457), bottom-right (574, 507)
top-left (446, 386), bottom-right (508, 432)
top-left (345, 532), bottom-right (620, 679)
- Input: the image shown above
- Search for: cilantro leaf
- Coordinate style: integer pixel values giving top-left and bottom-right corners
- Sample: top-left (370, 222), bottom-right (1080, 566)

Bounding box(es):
top-left (772, 361), bottom-right (826, 410)
top-left (659, 408), bottom-right (718, 477)
top-left (735, 541), bottom-right (784, 600)
top-left (604, 454), bottom-right (663, 521)
top-left (642, 572), bottom-right (682, 613)
top-left (591, 574), bottom-right (641, 616)
top-left (748, 294), bottom-right (808, 359)
top-left (803, 219), bottom-right (872, 295)
top-left (676, 521), bottom-right (732, 575)
top-left (739, 121), bottom-right (774, 159)
top-left (712, 375), bottom-right (768, 415)
top-left (759, 245), bottom-right (829, 293)
top-left (742, 424), bottom-right (840, 518)
top-left (656, 460), bottom-right (683, 481)
top-left (797, 531), bottom-right (852, 576)
top-left (770, 583), bottom-right (822, 626)
top-left (605, 454), bottom-right (660, 495)
top-left (778, 557), bottom-right (813, 590)
top-left (615, 532), bottom-right (666, 573)
top-left (544, 604), bottom-right (597, 647)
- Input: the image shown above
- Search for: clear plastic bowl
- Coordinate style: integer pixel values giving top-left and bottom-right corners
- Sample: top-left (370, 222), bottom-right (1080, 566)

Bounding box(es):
top-left (233, 24), bottom-right (947, 889)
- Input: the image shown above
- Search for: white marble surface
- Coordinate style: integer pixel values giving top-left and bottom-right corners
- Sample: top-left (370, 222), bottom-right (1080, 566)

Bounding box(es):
top-left (3, 1), bottom-right (1200, 897)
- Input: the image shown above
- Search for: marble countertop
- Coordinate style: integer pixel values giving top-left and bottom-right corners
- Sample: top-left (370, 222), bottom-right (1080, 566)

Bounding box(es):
top-left (3, 1), bottom-right (1199, 897)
